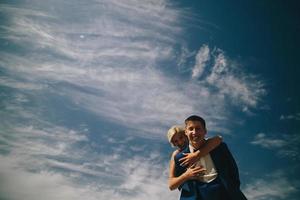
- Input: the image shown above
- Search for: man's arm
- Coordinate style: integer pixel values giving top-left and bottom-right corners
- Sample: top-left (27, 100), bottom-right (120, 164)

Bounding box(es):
top-left (216, 143), bottom-right (247, 199)
top-left (179, 135), bottom-right (222, 167)
top-left (219, 142), bottom-right (241, 187)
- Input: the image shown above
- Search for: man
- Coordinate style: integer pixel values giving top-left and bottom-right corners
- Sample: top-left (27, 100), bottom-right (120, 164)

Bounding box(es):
top-left (174, 115), bottom-right (247, 200)
top-left (167, 125), bottom-right (222, 190)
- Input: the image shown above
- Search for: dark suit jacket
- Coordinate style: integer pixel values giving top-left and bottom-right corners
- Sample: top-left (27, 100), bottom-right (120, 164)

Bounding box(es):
top-left (174, 142), bottom-right (247, 200)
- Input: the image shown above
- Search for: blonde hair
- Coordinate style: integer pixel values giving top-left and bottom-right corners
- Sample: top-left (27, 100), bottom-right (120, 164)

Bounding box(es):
top-left (167, 125), bottom-right (185, 146)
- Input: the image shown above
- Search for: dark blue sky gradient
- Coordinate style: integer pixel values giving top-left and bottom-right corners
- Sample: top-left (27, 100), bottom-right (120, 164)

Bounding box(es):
top-left (178, 1), bottom-right (300, 198)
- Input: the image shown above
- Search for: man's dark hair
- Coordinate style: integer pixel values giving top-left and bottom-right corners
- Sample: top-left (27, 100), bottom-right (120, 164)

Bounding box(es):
top-left (185, 115), bottom-right (206, 129)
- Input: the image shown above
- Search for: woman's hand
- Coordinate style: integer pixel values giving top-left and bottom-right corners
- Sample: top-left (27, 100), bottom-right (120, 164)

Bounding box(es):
top-left (183, 165), bottom-right (206, 179)
top-left (179, 136), bottom-right (223, 167)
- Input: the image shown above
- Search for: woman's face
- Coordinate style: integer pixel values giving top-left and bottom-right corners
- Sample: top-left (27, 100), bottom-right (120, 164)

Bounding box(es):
top-left (171, 132), bottom-right (188, 151)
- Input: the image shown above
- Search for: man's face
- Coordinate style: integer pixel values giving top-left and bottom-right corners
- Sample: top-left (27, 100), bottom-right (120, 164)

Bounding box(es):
top-left (185, 120), bottom-right (206, 144)
top-left (171, 132), bottom-right (187, 151)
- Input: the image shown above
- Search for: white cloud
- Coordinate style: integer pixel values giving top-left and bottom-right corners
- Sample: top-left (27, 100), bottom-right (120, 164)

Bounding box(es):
top-left (0, 1), bottom-right (274, 199)
top-left (0, 165), bottom-right (86, 200)
top-left (0, 124), bottom-right (90, 200)
top-left (250, 133), bottom-right (286, 148)
top-left (0, 0), bottom-right (267, 138)
top-left (0, 125), bottom-right (89, 168)
top-left (192, 44), bottom-right (210, 79)
top-left (251, 133), bottom-right (300, 160)
top-left (206, 49), bottom-right (228, 83)
top-left (0, 91), bottom-right (178, 200)
top-left (243, 171), bottom-right (298, 200)
top-left (190, 46), bottom-right (265, 110)
top-left (177, 46), bottom-right (195, 68)
top-left (280, 113), bottom-right (300, 121)
top-left (0, 76), bottom-right (45, 90)
top-left (208, 51), bottom-right (265, 109)
top-left (0, 123), bottom-right (178, 200)
top-left (0, 45), bottom-right (229, 136)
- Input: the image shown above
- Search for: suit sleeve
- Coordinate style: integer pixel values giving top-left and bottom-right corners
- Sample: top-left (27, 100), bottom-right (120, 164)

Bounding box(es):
top-left (221, 143), bottom-right (241, 187)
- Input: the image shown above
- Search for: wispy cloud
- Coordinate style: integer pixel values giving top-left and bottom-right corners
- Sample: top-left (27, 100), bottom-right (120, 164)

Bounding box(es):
top-left (0, 0), bottom-right (267, 138)
top-left (0, 120), bottom-right (178, 200)
top-left (280, 113), bottom-right (300, 121)
top-left (0, 1), bottom-right (269, 198)
top-left (251, 133), bottom-right (287, 148)
top-left (191, 45), bottom-right (266, 111)
top-left (0, 4), bottom-right (214, 137)
top-left (243, 171), bottom-right (298, 200)
top-left (251, 133), bottom-right (300, 160)
top-left (192, 44), bottom-right (210, 79)
top-left (0, 155), bottom-right (175, 200)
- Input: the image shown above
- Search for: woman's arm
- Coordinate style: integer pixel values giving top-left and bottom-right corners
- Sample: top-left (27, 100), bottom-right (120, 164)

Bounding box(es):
top-left (179, 135), bottom-right (223, 167)
top-left (168, 151), bottom-right (205, 190)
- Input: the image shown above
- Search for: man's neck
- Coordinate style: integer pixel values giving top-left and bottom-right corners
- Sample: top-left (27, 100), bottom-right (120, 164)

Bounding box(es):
top-left (190, 139), bottom-right (206, 150)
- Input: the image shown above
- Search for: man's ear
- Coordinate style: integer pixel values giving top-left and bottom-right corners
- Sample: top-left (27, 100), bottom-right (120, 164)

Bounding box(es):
top-left (185, 129), bottom-right (188, 136)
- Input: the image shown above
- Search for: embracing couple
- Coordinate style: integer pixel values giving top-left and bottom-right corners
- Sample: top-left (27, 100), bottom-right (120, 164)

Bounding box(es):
top-left (167, 115), bottom-right (247, 200)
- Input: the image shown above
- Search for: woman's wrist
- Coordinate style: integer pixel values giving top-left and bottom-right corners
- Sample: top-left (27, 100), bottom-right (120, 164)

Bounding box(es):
top-left (182, 170), bottom-right (191, 180)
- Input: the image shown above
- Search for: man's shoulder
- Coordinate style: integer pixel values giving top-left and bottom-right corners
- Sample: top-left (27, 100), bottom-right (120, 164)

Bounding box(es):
top-left (218, 142), bottom-right (228, 148)
top-left (210, 142), bottom-right (231, 164)
top-left (212, 142), bottom-right (229, 154)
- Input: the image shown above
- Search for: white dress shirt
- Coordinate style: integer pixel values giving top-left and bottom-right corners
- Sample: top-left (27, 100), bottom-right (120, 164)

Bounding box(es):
top-left (189, 144), bottom-right (218, 183)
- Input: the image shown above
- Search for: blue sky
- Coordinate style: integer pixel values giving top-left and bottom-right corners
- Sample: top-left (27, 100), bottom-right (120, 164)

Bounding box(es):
top-left (0, 0), bottom-right (299, 200)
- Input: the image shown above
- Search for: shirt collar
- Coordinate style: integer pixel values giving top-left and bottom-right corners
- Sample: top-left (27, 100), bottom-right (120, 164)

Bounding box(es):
top-left (189, 144), bottom-right (196, 153)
